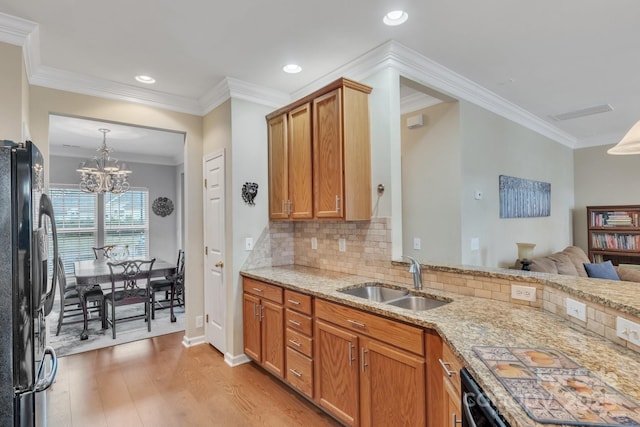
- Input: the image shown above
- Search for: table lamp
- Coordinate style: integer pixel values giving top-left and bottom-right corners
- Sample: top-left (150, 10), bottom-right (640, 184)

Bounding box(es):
top-left (516, 242), bottom-right (536, 271)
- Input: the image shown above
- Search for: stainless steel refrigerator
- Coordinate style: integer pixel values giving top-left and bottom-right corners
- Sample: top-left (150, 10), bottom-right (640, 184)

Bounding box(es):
top-left (0, 140), bottom-right (58, 427)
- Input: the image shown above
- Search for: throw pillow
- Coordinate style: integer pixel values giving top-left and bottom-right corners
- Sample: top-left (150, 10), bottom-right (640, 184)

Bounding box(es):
top-left (583, 261), bottom-right (620, 280)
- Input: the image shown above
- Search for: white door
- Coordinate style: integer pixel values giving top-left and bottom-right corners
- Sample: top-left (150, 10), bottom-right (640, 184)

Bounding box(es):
top-left (204, 150), bottom-right (225, 353)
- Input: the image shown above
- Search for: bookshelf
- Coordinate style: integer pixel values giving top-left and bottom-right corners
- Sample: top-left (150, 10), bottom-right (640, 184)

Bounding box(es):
top-left (587, 205), bottom-right (640, 265)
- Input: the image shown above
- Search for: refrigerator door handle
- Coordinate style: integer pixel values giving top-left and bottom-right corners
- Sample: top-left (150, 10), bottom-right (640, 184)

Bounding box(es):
top-left (38, 193), bottom-right (58, 316)
top-left (33, 346), bottom-right (57, 393)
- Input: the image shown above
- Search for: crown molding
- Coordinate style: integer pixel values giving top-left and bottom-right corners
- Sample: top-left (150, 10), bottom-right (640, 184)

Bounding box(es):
top-left (2, 11), bottom-right (577, 147)
top-left (199, 77), bottom-right (290, 115)
top-left (0, 12), bottom-right (37, 46)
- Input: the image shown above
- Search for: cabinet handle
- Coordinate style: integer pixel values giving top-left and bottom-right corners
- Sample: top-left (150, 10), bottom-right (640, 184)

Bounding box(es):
top-left (439, 358), bottom-right (457, 377)
top-left (259, 305), bottom-right (263, 321)
top-left (452, 413), bottom-right (463, 427)
top-left (287, 299), bottom-right (301, 305)
top-left (335, 195), bottom-right (340, 212)
top-left (281, 200), bottom-right (286, 214)
top-left (347, 319), bottom-right (366, 328)
top-left (348, 342), bottom-right (355, 366)
top-left (252, 287), bottom-right (263, 293)
top-left (253, 302), bottom-right (258, 319)
top-left (287, 200), bottom-right (292, 215)
top-left (289, 368), bottom-right (302, 378)
top-left (288, 339), bottom-right (302, 348)
top-left (361, 347), bottom-right (368, 371)
top-left (288, 319), bottom-right (302, 327)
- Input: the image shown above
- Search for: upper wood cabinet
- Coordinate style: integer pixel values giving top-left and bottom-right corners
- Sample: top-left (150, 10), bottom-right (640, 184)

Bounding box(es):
top-left (267, 78), bottom-right (372, 221)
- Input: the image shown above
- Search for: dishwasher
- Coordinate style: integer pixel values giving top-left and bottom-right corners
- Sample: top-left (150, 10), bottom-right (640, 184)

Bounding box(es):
top-left (460, 368), bottom-right (511, 427)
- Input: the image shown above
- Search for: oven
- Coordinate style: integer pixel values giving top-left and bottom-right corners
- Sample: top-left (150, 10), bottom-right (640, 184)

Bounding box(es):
top-left (460, 368), bottom-right (511, 427)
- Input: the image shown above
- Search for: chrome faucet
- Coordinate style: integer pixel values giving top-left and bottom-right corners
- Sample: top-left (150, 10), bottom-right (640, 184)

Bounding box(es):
top-left (401, 255), bottom-right (423, 290)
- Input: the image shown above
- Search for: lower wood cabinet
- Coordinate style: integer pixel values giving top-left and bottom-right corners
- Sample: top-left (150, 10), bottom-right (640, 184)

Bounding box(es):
top-left (242, 278), bottom-right (284, 378)
top-left (426, 331), bottom-right (462, 427)
top-left (314, 299), bottom-right (426, 427)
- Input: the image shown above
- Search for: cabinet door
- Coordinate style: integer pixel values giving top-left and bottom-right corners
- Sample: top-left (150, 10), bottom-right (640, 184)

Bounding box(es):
top-left (288, 103), bottom-right (313, 219)
top-left (313, 89), bottom-right (344, 219)
top-left (243, 293), bottom-right (261, 362)
top-left (268, 114), bottom-right (288, 219)
top-left (444, 376), bottom-right (462, 427)
top-left (360, 337), bottom-right (426, 427)
top-left (315, 320), bottom-right (359, 426)
top-left (261, 299), bottom-right (284, 378)
top-left (425, 331), bottom-right (445, 427)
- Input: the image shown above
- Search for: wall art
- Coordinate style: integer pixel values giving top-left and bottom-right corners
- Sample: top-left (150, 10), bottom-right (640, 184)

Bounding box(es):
top-left (499, 175), bottom-right (550, 218)
top-left (242, 182), bottom-right (258, 205)
top-left (152, 196), bottom-right (174, 217)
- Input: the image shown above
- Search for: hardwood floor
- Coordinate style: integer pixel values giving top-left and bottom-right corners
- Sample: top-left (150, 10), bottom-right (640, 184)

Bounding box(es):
top-left (47, 332), bottom-right (341, 427)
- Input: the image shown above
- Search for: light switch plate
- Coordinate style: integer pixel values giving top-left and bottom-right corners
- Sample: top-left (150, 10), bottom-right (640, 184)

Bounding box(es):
top-left (616, 317), bottom-right (640, 347)
top-left (338, 238), bottom-right (346, 252)
top-left (245, 237), bottom-right (253, 251)
top-left (566, 298), bottom-right (586, 322)
top-left (311, 237), bottom-right (318, 250)
top-left (413, 237), bottom-right (421, 250)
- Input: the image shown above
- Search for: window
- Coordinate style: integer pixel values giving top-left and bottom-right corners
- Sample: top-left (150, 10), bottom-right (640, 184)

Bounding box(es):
top-left (104, 190), bottom-right (149, 258)
top-left (49, 186), bottom-right (98, 274)
top-left (49, 186), bottom-right (149, 274)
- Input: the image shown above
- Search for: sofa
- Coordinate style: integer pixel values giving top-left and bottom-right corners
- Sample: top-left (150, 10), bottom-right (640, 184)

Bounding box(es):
top-left (519, 246), bottom-right (640, 282)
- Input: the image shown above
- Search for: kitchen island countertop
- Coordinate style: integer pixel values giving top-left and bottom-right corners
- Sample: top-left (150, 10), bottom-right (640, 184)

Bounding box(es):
top-left (241, 265), bottom-right (640, 427)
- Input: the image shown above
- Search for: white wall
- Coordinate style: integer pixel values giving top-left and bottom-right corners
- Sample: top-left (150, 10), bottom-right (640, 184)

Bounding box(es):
top-left (0, 43), bottom-right (23, 142)
top-left (459, 101), bottom-right (575, 267)
top-left (50, 155), bottom-right (180, 263)
top-left (573, 144), bottom-right (640, 252)
top-left (401, 102), bottom-right (461, 263)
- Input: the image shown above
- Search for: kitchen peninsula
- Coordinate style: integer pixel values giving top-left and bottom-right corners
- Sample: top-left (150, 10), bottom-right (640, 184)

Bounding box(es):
top-left (240, 263), bottom-right (640, 427)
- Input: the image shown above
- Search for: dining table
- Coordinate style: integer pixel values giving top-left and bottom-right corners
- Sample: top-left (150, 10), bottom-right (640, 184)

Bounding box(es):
top-left (73, 258), bottom-right (177, 340)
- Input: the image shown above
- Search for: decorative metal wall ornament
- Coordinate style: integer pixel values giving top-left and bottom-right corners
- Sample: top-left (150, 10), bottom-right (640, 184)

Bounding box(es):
top-left (152, 196), bottom-right (174, 217)
top-left (242, 182), bottom-right (259, 205)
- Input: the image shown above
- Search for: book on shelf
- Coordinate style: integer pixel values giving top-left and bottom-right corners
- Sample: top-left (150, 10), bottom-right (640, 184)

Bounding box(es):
top-left (590, 211), bottom-right (638, 227)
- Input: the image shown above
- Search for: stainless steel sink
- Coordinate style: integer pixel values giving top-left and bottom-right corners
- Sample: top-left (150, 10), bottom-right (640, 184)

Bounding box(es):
top-left (338, 283), bottom-right (409, 302)
top-left (385, 295), bottom-right (448, 311)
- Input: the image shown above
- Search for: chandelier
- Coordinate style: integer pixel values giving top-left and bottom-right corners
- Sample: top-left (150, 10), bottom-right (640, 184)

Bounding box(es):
top-left (77, 128), bottom-right (131, 194)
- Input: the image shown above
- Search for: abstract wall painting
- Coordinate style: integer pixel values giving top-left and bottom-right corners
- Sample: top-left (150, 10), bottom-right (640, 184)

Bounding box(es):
top-left (499, 175), bottom-right (550, 218)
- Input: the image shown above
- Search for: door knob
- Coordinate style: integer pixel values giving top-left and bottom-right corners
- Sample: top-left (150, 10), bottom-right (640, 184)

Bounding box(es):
top-left (215, 261), bottom-right (224, 268)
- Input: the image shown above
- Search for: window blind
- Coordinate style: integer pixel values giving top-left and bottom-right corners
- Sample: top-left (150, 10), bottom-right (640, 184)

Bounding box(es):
top-left (104, 189), bottom-right (149, 258)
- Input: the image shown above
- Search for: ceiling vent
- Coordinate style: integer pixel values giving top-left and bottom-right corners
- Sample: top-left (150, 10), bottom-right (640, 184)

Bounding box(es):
top-left (550, 104), bottom-right (613, 121)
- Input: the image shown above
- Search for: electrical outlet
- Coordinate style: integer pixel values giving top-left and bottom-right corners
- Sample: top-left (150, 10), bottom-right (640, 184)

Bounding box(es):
top-left (245, 237), bottom-right (253, 251)
top-left (566, 298), bottom-right (586, 322)
top-left (413, 237), bottom-right (421, 250)
top-left (616, 317), bottom-right (640, 347)
top-left (338, 238), bottom-right (346, 252)
top-left (470, 237), bottom-right (480, 251)
top-left (196, 315), bottom-right (204, 328)
top-left (511, 285), bottom-right (536, 302)
top-left (311, 237), bottom-right (318, 250)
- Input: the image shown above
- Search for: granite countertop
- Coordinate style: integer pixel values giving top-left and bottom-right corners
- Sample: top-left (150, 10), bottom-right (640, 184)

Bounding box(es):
top-left (241, 265), bottom-right (640, 427)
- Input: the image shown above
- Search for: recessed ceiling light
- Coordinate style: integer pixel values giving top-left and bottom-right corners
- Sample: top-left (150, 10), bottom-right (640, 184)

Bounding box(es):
top-left (383, 10), bottom-right (408, 26)
top-left (135, 75), bottom-right (156, 84)
top-left (282, 64), bottom-right (302, 74)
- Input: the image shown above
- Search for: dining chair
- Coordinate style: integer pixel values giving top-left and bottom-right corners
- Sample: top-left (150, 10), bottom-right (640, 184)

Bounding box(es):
top-left (93, 244), bottom-right (129, 260)
top-left (55, 256), bottom-right (106, 340)
top-left (104, 258), bottom-right (156, 339)
top-left (150, 250), bottom-right (185, 323)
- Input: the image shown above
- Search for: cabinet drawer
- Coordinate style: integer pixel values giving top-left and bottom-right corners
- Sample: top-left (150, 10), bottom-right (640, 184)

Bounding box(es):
top-left (284, 289), bottom-right (313, 315)
top-left (286, 347), bottom-right (313, 399)
top-left (243, 278), bottom-right (283, 304)
top-left (441, 342), bottom-right (463, 397)
top-left (285, 309), bottom-right (313, 335)
top-left (315, 299), bottom-right (423, 356)
top-left (286, 328), bottom-right (313, 358)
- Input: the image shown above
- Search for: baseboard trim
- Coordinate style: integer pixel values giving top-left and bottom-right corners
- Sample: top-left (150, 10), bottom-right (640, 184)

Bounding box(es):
top-left (224, 352), bottom-right (251, 367)
top-left (182, 334), bottom-right (205, 347)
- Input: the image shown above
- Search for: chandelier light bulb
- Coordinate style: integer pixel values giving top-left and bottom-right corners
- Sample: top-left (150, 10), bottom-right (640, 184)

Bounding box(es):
top-left (78, 128), bottom-right (131, 194)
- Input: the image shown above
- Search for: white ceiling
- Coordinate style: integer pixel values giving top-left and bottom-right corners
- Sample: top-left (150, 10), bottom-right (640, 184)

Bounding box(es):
top-left (2, 0), bottom-right (640, 152)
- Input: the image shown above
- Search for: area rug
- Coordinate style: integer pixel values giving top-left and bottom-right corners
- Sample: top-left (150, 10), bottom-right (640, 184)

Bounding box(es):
top-left (47, 303), bottom-right (185, 357)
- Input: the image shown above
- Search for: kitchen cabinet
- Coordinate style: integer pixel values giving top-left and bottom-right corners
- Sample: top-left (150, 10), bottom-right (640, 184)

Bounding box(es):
top-left (314, 299), bottom-right (425, 427)
top-left (266, 78), bottom-right (372, 221)
top-left (427, 331), bottom-right (462, 427)
top-left (267, 104), bottom-right (313, 220)
top-left (284, 289), bottom-right (314, 398)
top-left (242, 278), bottom-right (284, 378)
